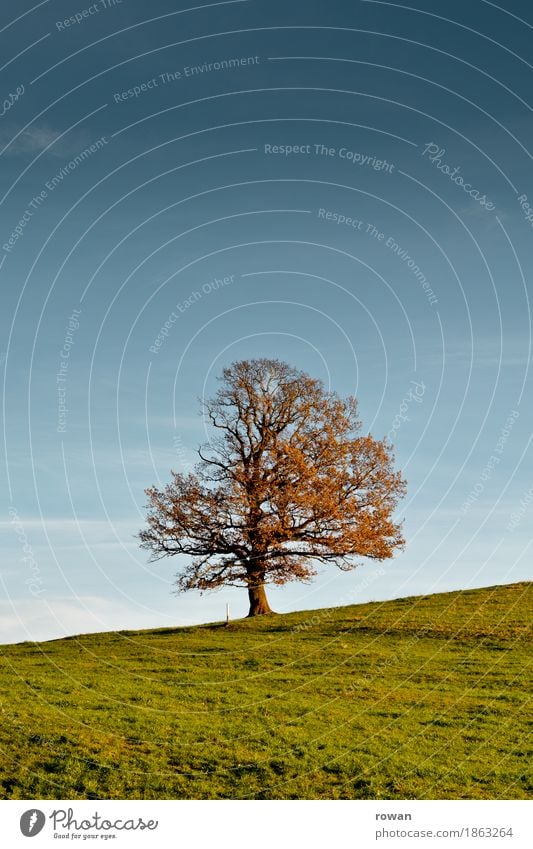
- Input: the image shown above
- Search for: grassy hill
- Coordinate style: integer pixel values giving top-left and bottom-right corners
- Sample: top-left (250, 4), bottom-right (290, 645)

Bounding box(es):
top-left (0, 581), bottom-right (531, 800)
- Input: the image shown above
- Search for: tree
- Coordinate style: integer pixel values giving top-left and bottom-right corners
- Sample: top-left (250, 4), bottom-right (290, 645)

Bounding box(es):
top-left (139, 359), bottom-right (406, 616)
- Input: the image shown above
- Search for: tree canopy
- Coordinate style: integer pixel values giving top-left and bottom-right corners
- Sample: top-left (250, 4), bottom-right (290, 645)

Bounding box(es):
top-left (139, 358), bottom-right (406, 616)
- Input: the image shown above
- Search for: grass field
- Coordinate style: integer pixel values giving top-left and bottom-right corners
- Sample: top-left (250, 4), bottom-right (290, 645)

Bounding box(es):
top-left (0, 581), bottom-right (531, 800)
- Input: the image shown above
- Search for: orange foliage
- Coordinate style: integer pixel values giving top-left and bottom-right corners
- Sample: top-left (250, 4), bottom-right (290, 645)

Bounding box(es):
top-left (139, 359), bottom-right (406, 614)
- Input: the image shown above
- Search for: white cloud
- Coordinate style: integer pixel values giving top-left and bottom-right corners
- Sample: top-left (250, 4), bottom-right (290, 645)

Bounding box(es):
top-left (0, 595), bottom-right (177, 645)
top-left (1, 124), bottom-right (93, 158)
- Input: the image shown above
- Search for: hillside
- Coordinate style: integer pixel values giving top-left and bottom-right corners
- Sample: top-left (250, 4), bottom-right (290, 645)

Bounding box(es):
top-left (0, 581), bottom-right (531, 800)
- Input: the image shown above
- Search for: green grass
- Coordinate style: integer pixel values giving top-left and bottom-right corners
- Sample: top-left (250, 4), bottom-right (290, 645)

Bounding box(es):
top-left (0, 581), bottom-right (531, 800)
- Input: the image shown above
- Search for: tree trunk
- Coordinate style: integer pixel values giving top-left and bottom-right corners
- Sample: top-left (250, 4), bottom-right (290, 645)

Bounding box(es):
top-left (247, 582), bottom-right (274, 616)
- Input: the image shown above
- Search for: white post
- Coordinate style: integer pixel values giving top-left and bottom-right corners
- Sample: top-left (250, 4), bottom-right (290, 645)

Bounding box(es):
top-left (226, 603), bottom-right (230, 624)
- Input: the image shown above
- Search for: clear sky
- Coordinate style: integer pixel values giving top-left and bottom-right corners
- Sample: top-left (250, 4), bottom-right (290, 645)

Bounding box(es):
top-left (1, 0), bottom-right (532, 642)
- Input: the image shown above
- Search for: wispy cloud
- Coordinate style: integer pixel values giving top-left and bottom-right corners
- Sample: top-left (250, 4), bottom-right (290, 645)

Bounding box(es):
top-left (0, 518), bottom-right (138, 532)
top-left (424, 337), bottom-right (531, 369)
top-left (0, 124), bottom-right (93, 158)
top-left (0, 595), bottom-right (177, 645)
top-left (458, 203), bottom-right (511, 230)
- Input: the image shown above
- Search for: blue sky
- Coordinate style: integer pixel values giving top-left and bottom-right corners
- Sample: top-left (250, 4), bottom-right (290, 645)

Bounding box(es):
top-left (0, 0), bottom-right (532, 642)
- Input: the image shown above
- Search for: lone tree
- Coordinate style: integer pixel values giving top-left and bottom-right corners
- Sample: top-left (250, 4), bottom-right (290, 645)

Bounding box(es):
top-left (140, 359), bottom-right (406, 616)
